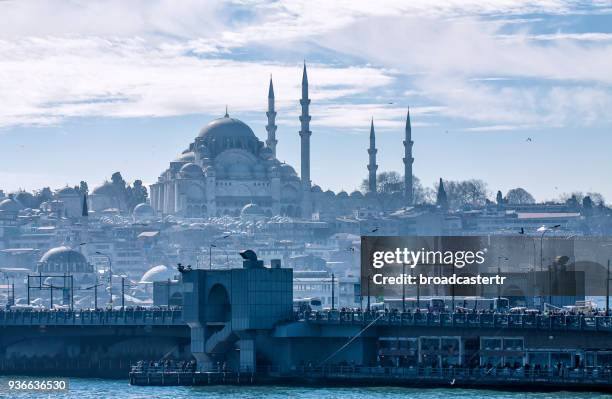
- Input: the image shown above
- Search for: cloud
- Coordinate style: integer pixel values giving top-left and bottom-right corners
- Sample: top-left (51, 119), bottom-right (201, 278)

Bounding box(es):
top-left (0, 0), bottom-right (611, 131)
top-left (315, 14), bottom-right (612, 128)
top-left (0, 37), bottom-right (394, 128)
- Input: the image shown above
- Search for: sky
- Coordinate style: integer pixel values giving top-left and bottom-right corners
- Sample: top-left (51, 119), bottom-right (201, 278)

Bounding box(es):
top-left (0, 0), bottom-right (611, 202)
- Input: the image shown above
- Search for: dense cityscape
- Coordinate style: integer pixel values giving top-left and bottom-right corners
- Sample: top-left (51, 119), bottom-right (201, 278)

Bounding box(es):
top-left (1, 65), bottom-right (610, 312)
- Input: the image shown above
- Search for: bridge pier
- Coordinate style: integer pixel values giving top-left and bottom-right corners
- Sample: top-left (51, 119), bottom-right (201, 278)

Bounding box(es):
top-left (238, 336), bottom-right (256, 371)
top-left (189, 325), bottom-right (214, 371)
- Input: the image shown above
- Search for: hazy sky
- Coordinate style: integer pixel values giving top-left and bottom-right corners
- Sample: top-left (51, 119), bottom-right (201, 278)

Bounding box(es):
top-left (0, 0), bottom-right (611, 202)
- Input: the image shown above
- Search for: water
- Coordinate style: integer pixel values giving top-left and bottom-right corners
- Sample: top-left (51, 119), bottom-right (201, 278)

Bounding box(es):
top-left (0, 378), bottom-right (610, 399)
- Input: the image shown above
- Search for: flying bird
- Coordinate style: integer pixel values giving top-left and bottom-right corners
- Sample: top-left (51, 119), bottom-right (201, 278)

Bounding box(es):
top-left (371, 227), bottom-right (379, 233)
top-left (526, 137), bottom-right (532, 142)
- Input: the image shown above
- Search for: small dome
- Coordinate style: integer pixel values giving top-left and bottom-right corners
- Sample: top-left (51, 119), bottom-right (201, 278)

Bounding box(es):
top-left (0, 197), bottom-right (23, 213)
top-left (133, 203), bottom-right (155, 217)
top-left (57, 187), bottom-right (78, 196)
top-left (14, 191), bottom-right (34, 206)
top-left (140, 265), bottom-right (176, 283)
top-left (279, 164), bottom-right (297, 178)
top-left (311, 185), bottom-right (323, 193)
top-left (241, 203), bottom-right (265, 217)
top-left (350, 190), bottom-right (364, 199)
top-left (92, 182), bottom-right (115, 196)
top-left (180, 162), bottom-right (203, 178)
top-left (337, 191), bottom-right (349, 198)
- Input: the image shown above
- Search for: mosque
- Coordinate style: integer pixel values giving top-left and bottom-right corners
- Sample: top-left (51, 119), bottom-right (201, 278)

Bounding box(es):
top-left (144, 63), bottom-right (415, 219)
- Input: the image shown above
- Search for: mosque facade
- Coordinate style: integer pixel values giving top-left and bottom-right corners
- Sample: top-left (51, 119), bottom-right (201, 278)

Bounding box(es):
top-left (143, 63), bottom-right (415, 219)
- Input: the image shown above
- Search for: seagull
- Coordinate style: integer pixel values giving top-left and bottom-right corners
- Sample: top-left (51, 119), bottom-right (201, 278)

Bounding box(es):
top-left (519, 227), bottom-right (525, 235)
top-left (387, 102), bottom-right (394, 105)
top-left (526, 137), bottom-right (532, 142)
top-left (371, 227), bottom-right (379, 233)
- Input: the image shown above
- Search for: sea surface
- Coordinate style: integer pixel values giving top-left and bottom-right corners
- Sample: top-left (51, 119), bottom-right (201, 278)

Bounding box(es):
top-left (0, 377), bottom-right (610, 399)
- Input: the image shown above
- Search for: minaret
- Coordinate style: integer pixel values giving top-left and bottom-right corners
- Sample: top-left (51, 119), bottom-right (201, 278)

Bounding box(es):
top-left (299, 62), bottom-right (311, 188)
top-left (299, 62), bottom-right (312, 219)
top-left (403, 107), bottom-right (414, 204)
top-left (367, 118), bottom-right (378, 193)
top-left (265, 76), bottom-right (278, 157)
top-left (79, 193), bottom-right (89, 255)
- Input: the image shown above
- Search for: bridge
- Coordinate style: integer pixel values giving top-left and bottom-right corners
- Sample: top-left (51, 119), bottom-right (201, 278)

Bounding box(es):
top-left (3, 308), bottom-right (612, 333)
top-left (0, 309), bottom-right (185, 326)
top-left (299, 311), bottom-right (612, 332)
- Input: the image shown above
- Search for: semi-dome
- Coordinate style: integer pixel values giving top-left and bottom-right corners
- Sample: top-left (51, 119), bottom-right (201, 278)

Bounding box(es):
top-left (279, 163), bottom-right (298, 178)
top-left (57, 187), bottom-right (78, 196)
top-left (350, 190), bottom-right (364, 199)
top-left (179, 162), bottom-right (203, 178)
top-left (140, 265), bottom-right (176, 283)
top-left (175, 151), bottom-right (195, 163)
top-left (0, 197), bottom-right (23, 213)
top-left (133, 203), bottom-right (155, 217)
top-left (241, 203), bottom-right (265, 218)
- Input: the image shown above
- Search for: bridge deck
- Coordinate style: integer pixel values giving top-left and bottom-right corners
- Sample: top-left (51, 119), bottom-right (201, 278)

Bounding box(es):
top-left (0, 309), bottom-right (184, 326)
top-left (298, 311), bottom-right (612, 332)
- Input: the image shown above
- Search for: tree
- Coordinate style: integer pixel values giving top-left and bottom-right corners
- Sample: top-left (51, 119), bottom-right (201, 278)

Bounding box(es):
top-left (496, 190), bottom-right (504, 205)
top-left (558, 191), bottom-right (605, 206)
top-left (77, 181), bottom-right (89, 196)
top-left (436, 179), bottom-right (489, 209)
top-left (111, 172), bottom-right (127, 191)
top-left (14, 190), bottom-right (36, 209)
top-left (33, 187), bottom-right (53, 208)
top-left (359, 172), bottom-right (429, 204)
top-left (505, 188), bottom-right (535, 205)
top-left (127, 180), bottom-right (148, 211)
top-left (583, 196), bottom-right (593, 209)
top-left (436, 178), bottom-right (448, 209)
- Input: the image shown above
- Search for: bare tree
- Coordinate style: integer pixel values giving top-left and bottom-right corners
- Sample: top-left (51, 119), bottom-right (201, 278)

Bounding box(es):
top-left (505, 188), bottom-right (535, 204)
top-left (360, 172), bottom-right (429, 204)
top-left (436, 179), bottom-right (489, 209)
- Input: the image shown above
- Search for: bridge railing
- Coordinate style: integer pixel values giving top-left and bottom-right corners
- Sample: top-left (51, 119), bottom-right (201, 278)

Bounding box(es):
top-left (292, 364), bottom-right (612, 384)
top-left (298, 311), bottom-right (612, 332)
top-left (0, 309), bottom-right (184, 326)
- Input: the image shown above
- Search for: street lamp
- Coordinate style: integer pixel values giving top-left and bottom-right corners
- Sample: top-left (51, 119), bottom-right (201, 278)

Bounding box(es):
top-left (497, 256), bottom-right (508, 300)
top-left (95, 251), bottom-right (113, 308)
top-left (209, 235), bottom-right (230, 270)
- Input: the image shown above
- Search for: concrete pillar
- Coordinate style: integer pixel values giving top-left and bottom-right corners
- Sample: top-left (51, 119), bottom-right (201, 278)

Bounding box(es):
top-left (190, 325), bottom-right (214, 371)
top-left (239, 339), bottom-right (256, 372)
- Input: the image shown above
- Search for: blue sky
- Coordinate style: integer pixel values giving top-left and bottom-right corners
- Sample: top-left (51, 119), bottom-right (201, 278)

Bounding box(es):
top-left (0, 0), bottom-right (611, 202)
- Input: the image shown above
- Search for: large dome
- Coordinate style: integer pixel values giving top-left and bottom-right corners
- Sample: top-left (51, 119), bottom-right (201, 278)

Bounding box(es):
top-left (197, 115), bottom-right (260, 155)
top-left (140, 265), bottom-right (176, 283)
top-left (39, 246), bottom-right (92, 273)
top-left (40, 246), bottom-right (87, 263)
